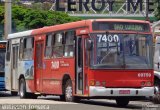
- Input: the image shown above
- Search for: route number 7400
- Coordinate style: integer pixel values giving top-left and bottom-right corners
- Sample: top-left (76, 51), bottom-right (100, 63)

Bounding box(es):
top-left (97, 34), bottom-right (119, 43)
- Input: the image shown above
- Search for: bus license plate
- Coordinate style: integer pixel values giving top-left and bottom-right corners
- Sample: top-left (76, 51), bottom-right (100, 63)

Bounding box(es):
top-left (119, 90), bottom-right (130, 94)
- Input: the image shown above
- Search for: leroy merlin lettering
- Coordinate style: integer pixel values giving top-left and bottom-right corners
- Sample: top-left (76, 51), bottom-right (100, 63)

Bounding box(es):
top-left (55, 0), bottom-right (154, 12)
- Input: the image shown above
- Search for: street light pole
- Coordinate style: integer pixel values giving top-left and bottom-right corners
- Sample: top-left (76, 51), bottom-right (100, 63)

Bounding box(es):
top-left (4, 0), bottom-right (12, 40)
top-left (146, 0), bottom-right (149, 21)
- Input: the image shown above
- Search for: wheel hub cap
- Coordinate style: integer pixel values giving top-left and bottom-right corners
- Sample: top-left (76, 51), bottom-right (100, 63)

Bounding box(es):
top-left (20, 83), bottom-right (24, 97)
top-left (66, 86), bottom-right (72, 99)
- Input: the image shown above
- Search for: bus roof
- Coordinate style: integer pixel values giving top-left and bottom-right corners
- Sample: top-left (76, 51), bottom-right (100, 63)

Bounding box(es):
top-left (8, 19), bottom-right (150, 39)
top-left (91, 19), bottom-right (150, 23)
top-left (0, 40), bottom-right (7, 43)
top-left (8, 30), bottom-right (33, 39)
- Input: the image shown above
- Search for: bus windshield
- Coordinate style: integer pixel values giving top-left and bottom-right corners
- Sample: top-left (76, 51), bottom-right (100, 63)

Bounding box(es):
top-left (90, 33), bottom-right (153, 69)
top-left (0, 50), bottom-right (5, 72)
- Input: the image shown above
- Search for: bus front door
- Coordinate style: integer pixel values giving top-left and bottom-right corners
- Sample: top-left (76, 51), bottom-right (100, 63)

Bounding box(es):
top-left (76, 37), bottom-right (84, 95)
top-left (35, 41), bottom-right (44, 92)
top-left (11, 44), bottom-right (19, 91)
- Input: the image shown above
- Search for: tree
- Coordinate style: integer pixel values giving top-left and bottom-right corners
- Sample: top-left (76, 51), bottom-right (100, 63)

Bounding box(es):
top-left (0, 6), bottom-right (4, 38)
top-left (0, 5), bottom-right (81, 33)
top-left (155, 0), bottom-right (160, 20)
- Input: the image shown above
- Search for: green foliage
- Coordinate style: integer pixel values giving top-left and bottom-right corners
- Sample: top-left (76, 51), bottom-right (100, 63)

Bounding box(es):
top-left (154, 0), bottom-right (160, 20)
top-left (0, 5), bottom-right (81, 32)
top-left (155, 7), bottom-right (160, 20)
top-left (0, 6), bottom-right (4, 24)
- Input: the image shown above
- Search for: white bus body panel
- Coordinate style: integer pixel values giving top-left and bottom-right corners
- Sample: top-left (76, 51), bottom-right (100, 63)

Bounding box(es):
top-left (5, 38), bottom-right (20, 91)
top-left (5, 30), bottom-right (32, 92)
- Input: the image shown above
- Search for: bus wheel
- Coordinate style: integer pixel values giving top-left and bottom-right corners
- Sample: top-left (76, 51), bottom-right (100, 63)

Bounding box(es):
top-left (27, 93), bottom-right (38, 99)
top-left (65, 79), bottom-right (74, 102)
top-left (116, 98), bottom-right (129, 107)
top-left (11, 91), bottom-right (18, 96)
top-left (19, 78), bottom-right (27, 99)
top-left (60, 95), bottom-right (65, 101)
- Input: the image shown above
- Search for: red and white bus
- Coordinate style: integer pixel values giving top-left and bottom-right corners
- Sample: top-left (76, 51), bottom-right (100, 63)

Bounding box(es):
top-left (5, 19), bottom-right (154, 106)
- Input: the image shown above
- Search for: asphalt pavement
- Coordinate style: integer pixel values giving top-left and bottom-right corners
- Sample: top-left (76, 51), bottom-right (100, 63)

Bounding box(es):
top-left (0, 91), bottom-right (157, 110)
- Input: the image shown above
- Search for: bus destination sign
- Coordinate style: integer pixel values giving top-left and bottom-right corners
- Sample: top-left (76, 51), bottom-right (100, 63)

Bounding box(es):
top-left (114, 24), bottom-right (144, 31)
top-left (92, 22), bottom-right (150, 32)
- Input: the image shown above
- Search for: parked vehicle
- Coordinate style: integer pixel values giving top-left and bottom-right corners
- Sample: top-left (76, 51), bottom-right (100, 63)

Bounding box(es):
top-left (0, 41), bottom-right (7, 91)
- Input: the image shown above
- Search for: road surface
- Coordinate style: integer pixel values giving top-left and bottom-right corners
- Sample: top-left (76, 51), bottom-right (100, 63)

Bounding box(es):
top-left (0, 91), bottom-right (157, 110)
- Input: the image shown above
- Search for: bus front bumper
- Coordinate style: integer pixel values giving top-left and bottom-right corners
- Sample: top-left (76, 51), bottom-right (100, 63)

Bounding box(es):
top-left (89, 86), bottom-right (154, 97)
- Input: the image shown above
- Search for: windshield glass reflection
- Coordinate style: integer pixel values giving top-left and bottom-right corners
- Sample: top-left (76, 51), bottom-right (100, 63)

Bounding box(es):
top-left (90, 33), bottom-right (153, 69)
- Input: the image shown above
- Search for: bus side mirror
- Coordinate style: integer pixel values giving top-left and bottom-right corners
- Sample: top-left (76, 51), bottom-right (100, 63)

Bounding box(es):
top-left (86, 40), bottom-right (93, 51)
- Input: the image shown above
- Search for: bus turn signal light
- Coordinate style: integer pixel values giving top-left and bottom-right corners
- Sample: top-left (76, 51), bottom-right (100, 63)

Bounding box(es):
top-left (90, 80), bottom-right (95, 86)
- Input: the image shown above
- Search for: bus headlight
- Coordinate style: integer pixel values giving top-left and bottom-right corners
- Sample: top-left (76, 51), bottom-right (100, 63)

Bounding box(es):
top-left (146, 81), bottom-right (151, 86)
top-left (95, 81), bottom-right (100, 86)
top-left (141, 81), bottom-right (145, 86)
top-left (141, 81), bottom-right (152, 87)
top-left (101, 81), bottom-right (106, 87)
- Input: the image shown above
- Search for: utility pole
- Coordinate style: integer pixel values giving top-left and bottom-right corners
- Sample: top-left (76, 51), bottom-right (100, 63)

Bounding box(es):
top-left (4, 0), bottom-right (12, 40)
top-left (146, 0), bottom-right (149, 21)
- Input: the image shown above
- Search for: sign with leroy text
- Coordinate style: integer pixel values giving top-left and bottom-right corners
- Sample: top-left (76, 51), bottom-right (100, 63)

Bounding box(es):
top-left (55, 0), bottom-right (155, 13)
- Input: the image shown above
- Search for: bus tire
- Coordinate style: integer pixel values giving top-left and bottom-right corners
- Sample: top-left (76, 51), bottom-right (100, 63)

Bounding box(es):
top-left (11, 91), bottom-right (18, 96)
top-left (19, 78), bottom-right (27, 99)
top-left (116, 98), bottom-right (129, 107)
top-left (27, 93), bottom-right (38, 99)
top-left (74, 97), bottom-right (81, 102)
top-left (65, 79), bottom-right (74, 102)
top-left (60, 95), bottom-right (65, 101)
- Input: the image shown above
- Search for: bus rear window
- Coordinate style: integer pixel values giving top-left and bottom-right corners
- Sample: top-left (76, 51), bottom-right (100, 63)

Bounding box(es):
top-left (92, 22), bottom-right (150, 32)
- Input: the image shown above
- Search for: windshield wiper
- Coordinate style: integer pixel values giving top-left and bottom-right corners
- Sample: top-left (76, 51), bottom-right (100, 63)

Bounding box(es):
top-left (100, 48), bottom-right (111, 63)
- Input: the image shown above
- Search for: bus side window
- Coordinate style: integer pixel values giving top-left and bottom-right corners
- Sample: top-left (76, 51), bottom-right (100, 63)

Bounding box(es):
top-left (64, 31), bottom-right (75, 57)
top-left (19, 38), bottom-right (23, 60)
top-left (23, 37), bottom-right (34, 60)
top-left (52, 33), bottom-right (64, 58)
top-left (85, 38), bottom-right (89, 66)
top-left (6, 40), bottom-right (11, 61)
top-left (78, 38), bottom-right (82, 67)
top-left (45, 34), bottom-right (53, 59)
